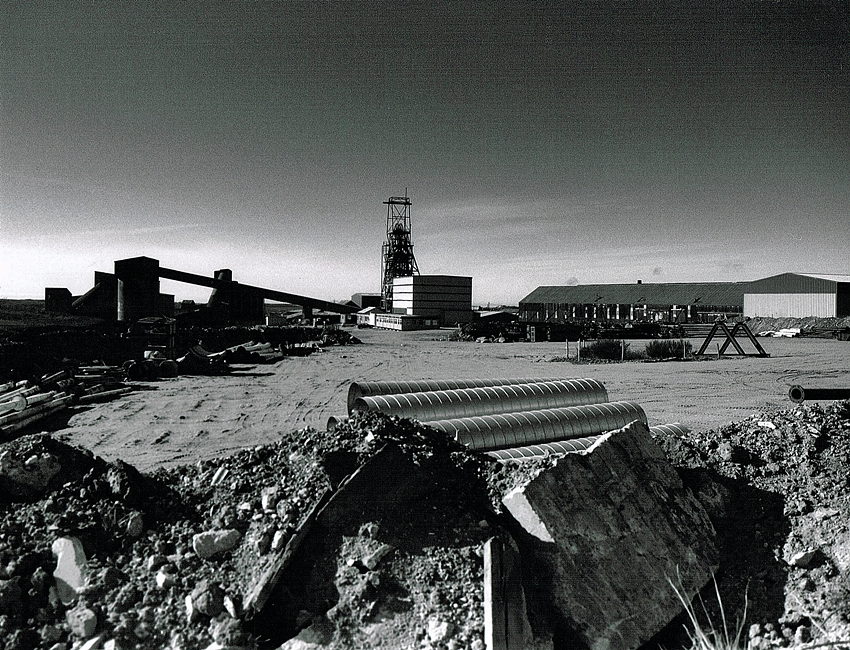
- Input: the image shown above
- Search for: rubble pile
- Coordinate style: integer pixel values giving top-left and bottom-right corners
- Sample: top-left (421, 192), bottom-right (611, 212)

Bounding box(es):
top-left (0, 400), bottom-right (849, 650)
top-left (654, 400), bottom-right (850, 647)
top-left (0, 413), bottom-right (499, 650)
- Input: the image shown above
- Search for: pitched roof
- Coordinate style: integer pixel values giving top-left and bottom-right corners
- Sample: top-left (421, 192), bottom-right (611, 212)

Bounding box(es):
top-left (521, 282), bottom-right (745, 306)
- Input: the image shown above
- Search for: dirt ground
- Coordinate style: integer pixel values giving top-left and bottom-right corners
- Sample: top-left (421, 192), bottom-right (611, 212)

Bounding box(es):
top-left (3, 324), bottom-right (850, 649)
top-left (52, 327), bottom-right (850, 473)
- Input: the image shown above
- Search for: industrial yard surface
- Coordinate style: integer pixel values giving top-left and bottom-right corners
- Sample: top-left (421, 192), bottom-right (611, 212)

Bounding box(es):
top-left (53, 327), bottom-right (850, 473)
top-left (3, 325), bottom-right (850, 650)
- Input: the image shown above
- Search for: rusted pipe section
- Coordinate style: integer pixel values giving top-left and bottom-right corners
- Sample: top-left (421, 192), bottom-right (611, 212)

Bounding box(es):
top-left (347, 378), bottom-right (573, 414)
top-left (427, 401), bottom-right (647, 451)
top-left (484, 422), bottom-right (690, 461)
top-left (789, 385), bottom-right (850, 403)
top-left (351, 379), bottom-right (609, 423)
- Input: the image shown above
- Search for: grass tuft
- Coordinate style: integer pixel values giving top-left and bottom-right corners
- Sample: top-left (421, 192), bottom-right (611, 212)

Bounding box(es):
top-left (668, 573), bottom-right (748, 650)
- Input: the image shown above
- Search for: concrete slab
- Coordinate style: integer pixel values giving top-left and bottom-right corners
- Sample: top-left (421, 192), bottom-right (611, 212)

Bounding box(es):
top-left (502, 420), bottom-right (718, 650)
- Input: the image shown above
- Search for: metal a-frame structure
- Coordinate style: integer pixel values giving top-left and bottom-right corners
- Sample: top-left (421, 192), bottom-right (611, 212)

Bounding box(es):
top-left (694, 320), bottom-right (770, 357)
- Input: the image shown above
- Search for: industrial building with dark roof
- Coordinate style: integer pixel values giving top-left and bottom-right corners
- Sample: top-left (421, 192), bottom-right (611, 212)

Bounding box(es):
top-left (520, 281), bottom-right (745, 326)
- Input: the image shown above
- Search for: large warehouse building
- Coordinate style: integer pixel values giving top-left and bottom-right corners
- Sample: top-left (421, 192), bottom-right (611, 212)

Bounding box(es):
top-left (744, 273), bottom-right (850, 318)
top-left (520, 282), bottom-right (745, 326)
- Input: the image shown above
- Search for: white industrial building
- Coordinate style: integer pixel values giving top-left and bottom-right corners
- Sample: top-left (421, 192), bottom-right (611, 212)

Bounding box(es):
top-left (744, 273), bottom-right (850, 318)
top-left (390, 275), bottom-right (473, 326)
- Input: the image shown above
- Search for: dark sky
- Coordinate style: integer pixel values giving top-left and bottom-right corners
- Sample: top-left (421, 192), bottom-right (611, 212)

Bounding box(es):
top-left (2, 1), bottom-right (849, 303)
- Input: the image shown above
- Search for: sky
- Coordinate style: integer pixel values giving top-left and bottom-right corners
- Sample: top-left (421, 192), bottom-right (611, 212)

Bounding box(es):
top-left (2, 1), bottom-right (849, 306)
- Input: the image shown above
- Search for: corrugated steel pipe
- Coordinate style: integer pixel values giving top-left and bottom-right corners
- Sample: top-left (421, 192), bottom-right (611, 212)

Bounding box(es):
top-left (350, 379), bottom-right (608, 423)
top-left (484, 422), bottom-right (690, 461)
top-left (486, 435), bottom-right (603, 461)
top-left (347, 377), bottom-right (571, 414)
top-left (648, 423), bottom-right (691, 438)
top-left (427, 401), bottom-right (647, 451)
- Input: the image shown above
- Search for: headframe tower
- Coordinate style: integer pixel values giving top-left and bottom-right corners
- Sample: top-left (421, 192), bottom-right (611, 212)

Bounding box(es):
top-left (381, 192), bottom-right (419, 311)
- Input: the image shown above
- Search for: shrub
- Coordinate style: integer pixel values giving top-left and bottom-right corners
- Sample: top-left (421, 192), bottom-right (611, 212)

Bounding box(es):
top-left (581, 339), bottom-right (644, 361)
top-left (646, 339), bottom-right (692, 360)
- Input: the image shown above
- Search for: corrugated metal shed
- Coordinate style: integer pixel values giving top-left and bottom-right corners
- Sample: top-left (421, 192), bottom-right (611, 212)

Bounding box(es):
top-left (746, 273), bottom-right (850, 294)
top-left (744, 273), bottom-right (850, 318)
top-left (520, 282), bottom-right (745, 307)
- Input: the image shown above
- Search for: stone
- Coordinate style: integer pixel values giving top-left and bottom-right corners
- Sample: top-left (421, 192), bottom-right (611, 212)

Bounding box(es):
top-left (66, 605), bottom-right (98, 638)
top-left (185, 594), bottom-right (201, 624)
top-left (0, 450), bottom-right (61, 499)
top-left (211, 616), bottom-right (249, 645)
top-left (278, 617), bottom-right (334, 649)
top-left (192, 530), bottom-right (241, 559)
top-left (358, 522), bottom-right (380, 539)
top-left (155, 570), bottom-right (176, 589)
top-left (40, 623), bottom-right (63, 643)
top-left (146, 554), bottom-right (167, 572)
top-left (224, 593), bottom-right (241, 618)
top-left (502, 421), bottom-right (718, 650)
top-left (188, 580), bottom-right (224, 617)
top-left (78, 635), bottom-right (105, 650)
top-left (786, 549), bottom-right (819, 568)
top-left (271, 529), bottom-right (287, 552)
top-left (124, 511), bottom-right (144, 538)
top-left (362, 544), bottom-right (394, 570)
top-left (427, 618), bottom-right (455, 643)
top-left (0, 576), bottom-right (24, 619)
top-left (261, 486), bottom-right (279, 512)
top-left (52, 537), bottom-right (89, 605)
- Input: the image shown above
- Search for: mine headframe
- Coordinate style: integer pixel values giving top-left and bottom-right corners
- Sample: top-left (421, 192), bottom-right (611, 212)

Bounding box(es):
top-left (381, 194), bottom-right (419, 311)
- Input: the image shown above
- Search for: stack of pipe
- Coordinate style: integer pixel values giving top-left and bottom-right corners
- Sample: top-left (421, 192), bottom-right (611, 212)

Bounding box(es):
top-left (341, 377), bottom-right (689, 461)
top-left (0, 365), bottom-right (135, 439)
top-left (0, 379), bottom-right (74, 437)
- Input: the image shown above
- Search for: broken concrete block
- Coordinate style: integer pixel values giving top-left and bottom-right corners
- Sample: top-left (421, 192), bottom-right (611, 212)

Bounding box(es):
top-left (484, 536), bottom-right (534, 650)
top-left (502, 420), bottom-right (718, 650)
top-left (52, 537), bottom-right (89, 605)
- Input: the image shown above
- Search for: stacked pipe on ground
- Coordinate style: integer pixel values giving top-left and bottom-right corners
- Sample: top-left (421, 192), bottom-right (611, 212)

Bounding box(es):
top-left (0, 379), bottom-right (75, 437)
top-left (0, 366), bottom-right (136, 439)
top-left (343, 377), bottom-right (691, 462)
top-left (347, 377), bottom-right (569, 413)
top-left (350, 379), bottom-right (608, 422)
top-left (486, 423), bottom-right (691, 461)
top-left (428, 401), bottom-right (647, 451)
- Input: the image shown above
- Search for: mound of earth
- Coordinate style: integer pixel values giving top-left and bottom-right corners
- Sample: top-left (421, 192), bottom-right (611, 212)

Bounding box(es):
top-left (1, 400), bottom-right (850, 650)
top-left (745, 316), bottom-right (850, 336)
top-left (653, 399), bottom-right (850, 648)
top-left (0, 413), bottom-right (515, 650)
